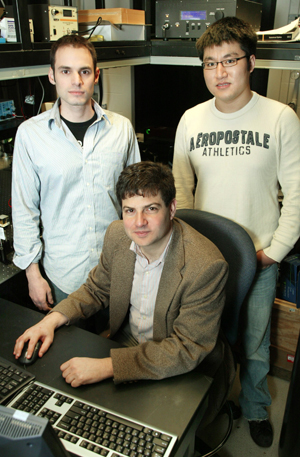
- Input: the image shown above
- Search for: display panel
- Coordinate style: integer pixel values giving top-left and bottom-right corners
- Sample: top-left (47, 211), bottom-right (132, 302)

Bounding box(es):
top-left (180, 11), bottom-right (207, 20)
top-left (63, 9), bottom-right (72, 17)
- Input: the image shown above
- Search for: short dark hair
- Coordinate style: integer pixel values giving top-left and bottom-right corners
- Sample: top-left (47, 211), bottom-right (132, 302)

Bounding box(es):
top-left (116, 161), bottom-right (176, 207)
top-left (50, 35), bottom-right (97, 72)
top-left (196, 16), bottom-right (257, 61)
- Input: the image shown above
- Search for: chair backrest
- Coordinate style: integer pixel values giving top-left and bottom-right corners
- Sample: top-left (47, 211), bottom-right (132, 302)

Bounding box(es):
top-left (176, 209), bottom-right (257, 346)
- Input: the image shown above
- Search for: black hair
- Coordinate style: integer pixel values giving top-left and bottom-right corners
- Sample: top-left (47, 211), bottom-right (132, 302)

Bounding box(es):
top-left (196, 16), bottom-right (257, 61)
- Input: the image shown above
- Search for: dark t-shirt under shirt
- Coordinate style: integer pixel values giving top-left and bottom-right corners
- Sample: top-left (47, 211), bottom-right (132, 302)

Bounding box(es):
top-left (61, 111), bottom-right (97, 146)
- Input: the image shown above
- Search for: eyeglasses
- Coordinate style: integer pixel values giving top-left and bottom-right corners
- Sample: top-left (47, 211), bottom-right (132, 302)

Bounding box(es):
top-left (202, 55), bottom-right (249, 70)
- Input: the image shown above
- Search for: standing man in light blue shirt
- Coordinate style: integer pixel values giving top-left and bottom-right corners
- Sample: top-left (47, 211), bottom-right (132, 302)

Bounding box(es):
top-left (12, 35), bottom-right (140, 312)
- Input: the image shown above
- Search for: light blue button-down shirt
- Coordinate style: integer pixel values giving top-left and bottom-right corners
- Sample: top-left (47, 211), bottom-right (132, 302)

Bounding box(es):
top-left (12, 99), bottom-right (140, 294)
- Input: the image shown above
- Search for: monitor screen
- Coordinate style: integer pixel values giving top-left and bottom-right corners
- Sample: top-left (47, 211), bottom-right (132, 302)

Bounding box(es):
top-left (181, 10), bottom-right (207, 21)
top-left (0, 405), bottom-right (70, 457)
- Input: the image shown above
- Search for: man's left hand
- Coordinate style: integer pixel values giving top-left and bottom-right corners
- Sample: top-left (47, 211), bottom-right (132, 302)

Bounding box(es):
top-left (256, 250), bottom-right (276, 269)
top-left (60, 357), bottom-right (114, 387)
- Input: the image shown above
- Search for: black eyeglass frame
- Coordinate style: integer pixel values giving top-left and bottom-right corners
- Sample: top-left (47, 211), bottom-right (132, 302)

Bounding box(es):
top-left (202, 55), bottom-right (249, 70)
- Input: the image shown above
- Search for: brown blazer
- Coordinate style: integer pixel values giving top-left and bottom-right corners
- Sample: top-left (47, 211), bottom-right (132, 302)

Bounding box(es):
top-left (55, 218), bottom-right (234, 394)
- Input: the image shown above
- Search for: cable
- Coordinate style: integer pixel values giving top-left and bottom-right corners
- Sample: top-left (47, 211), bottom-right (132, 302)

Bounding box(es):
top-left (36, 77), bottom-right (45, 115)
top-left (288, 71), bottom-right (300, 112)
top-left (76, 16), bottom-right (103, 38)
top-left (195, 401), bottom-right (234, 457)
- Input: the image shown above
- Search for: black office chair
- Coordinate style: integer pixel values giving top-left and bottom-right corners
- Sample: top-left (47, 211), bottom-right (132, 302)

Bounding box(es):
top-left (176, 209), bottom-right (257, 456)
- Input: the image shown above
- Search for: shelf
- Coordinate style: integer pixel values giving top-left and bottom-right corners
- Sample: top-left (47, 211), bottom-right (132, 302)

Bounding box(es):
top-left (2, 38), bottom-right (300, 80)
top-left (0, 41), bottom-right (151, 80)
top-left (150, 39), bottom-right (300, 70)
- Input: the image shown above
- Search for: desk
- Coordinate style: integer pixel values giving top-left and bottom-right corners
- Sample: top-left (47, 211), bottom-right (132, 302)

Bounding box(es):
top-left (0, 299), bottom-right (212, 457)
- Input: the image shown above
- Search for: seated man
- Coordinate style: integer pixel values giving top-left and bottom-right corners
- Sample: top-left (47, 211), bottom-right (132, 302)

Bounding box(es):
top-left (14, 161), bottom-right (233, 420)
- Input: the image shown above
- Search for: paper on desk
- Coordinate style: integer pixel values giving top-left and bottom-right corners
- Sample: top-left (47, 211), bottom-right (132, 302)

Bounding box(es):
top-left (257, 18), bottom-right (300, 42)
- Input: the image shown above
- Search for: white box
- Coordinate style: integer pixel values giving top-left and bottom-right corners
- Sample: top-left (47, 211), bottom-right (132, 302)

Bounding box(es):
top-left (0, 18), bottom-right (34, 43)
top-left (79, 23), bottom-right (146, 41)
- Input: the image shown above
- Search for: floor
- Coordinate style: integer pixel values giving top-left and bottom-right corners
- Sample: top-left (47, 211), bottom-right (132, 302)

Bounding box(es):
top-left (196, 366), bottom-right (290, 457)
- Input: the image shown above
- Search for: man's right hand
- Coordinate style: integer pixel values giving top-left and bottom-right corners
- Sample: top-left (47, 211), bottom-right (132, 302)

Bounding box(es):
top-left (13, 312), bottom-right (68, 361)
top-left (26, 263), bottom-right (54, 311)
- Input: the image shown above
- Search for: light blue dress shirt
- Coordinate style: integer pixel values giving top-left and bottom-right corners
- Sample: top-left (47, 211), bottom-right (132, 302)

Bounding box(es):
top-left (12, 99), bottom-right (140, 294)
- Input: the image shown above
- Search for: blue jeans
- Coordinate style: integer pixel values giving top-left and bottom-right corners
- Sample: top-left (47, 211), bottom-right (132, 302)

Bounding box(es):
top-left (49, 280), bottom-right (68, 305)
top-left (48, 276), bottom-right (109, 333)
top-left (239, 263), bottom-right (278, 421)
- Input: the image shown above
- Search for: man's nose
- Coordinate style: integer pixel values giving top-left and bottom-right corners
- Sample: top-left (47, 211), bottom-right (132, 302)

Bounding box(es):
top-left (216, 62), bottom-right (228, 77)
top-left (135, 212), bottom-right (147, 227)
top-left (72, 72), bottom-right (83, 85)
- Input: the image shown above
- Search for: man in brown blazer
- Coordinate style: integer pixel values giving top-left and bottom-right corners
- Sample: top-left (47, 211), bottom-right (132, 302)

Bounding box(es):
top-left (14, 162), bottom-right (233, 416)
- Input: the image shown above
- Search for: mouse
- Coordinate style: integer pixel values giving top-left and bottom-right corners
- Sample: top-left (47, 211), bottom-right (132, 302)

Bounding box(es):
top-left (18, 340), bottom-right (42, 366)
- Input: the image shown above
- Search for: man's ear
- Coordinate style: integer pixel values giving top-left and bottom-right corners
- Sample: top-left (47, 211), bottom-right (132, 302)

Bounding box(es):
top-left (48, 67), bottom-right (55, 85)
top-left (169, 199), bottom-right (177, 220)
top-left (249, 54), bottom-right (256, 74)
top-left (94, 67), bottom-right (100, 84)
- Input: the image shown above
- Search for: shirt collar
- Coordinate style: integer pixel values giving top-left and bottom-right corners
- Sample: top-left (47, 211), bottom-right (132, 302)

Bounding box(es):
top-left (130, 230), bottom-right (173, 266)
top-left (48, 98), bottom-right (110, 129)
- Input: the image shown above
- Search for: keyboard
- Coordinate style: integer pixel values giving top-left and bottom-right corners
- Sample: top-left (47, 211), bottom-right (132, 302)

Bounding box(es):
top-left (0, 355), bottom-right (35, 405)
top-left (7, 381), bottom-right (177, 457)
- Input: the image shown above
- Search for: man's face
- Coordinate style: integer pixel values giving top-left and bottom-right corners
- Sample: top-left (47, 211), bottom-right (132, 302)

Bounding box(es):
top-left (122, 192), bottom-right (176, 257)
top-left (203, 41), bottom-right (255, 113)
top-left (48, 45), bottom-right (99, 110)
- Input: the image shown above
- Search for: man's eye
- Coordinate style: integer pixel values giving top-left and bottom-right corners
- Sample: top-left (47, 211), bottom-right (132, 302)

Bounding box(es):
top-left (225, 59), bottom-right (235, 64)
top-left (81, 70), bottom-right (90, 75)
top-left (205, 62), bottom-right (215, 68)
top-left (147, 206), bottom-right (158, 212)
top-left (62, 70), bottom-right (69, 74)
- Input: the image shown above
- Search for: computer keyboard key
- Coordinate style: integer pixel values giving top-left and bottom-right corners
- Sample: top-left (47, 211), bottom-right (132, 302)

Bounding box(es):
top-left (153, 438), bottom-right (168, 448)
top-left (160, 435), bottom-right (171, 442)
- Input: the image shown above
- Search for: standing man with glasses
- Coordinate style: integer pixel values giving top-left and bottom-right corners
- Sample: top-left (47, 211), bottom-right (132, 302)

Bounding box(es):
top-left (173, 16), bottom-right (300, 448)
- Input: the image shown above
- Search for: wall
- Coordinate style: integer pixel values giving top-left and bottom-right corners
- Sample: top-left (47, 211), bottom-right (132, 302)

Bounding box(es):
top-left (72, 0), bottom-right (133, 8)
top-left (267, 0), bottom-right (300, 117)
top-left (274, 0), bottom-right (300, 27)
top-left (101, 66), bottom-right (134, 123)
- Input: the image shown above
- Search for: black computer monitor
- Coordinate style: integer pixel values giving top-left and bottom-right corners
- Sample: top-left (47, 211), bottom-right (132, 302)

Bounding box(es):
top-left (0, 405), bottom-right (70, 457)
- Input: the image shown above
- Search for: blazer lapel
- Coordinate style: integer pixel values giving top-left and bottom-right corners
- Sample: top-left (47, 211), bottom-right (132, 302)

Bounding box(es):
top-left (153, 221), bottom-right (185, 339)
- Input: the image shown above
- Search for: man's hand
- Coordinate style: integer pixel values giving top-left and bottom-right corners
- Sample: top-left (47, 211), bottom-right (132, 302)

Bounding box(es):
top-left (60, 357), bottom-right (114, 387)
top-left (13, 312), bottom-right (68, 361)
top-left (26, 263), bottom-right (54, 311)
top-left (256, 250), bottom-right (276, 269)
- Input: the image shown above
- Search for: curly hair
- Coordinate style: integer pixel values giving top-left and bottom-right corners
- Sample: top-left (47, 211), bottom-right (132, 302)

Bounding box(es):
top-left (116, 161), bottom-right (176, 207)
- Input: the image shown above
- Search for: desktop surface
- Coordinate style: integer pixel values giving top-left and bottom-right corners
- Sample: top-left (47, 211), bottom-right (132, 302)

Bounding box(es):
top-left (0, 299), bottom-right (212, 456)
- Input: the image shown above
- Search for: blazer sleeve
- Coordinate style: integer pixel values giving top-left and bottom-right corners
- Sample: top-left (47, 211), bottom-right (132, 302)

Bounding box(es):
top-left (111, 255), bottom-right (228, 383)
